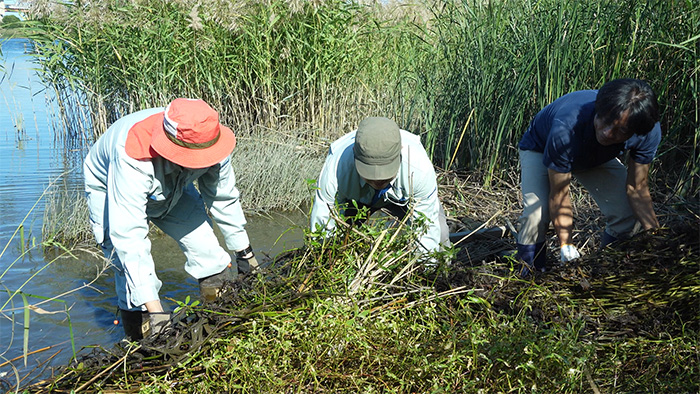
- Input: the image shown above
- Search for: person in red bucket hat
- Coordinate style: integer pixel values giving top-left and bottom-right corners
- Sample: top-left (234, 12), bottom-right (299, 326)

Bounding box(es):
top-left (84, 98), bottom-right (259, 340)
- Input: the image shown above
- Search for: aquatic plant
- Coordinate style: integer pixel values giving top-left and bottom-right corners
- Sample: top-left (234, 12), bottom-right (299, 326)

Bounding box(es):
top-left (24, 206), bottom-right (699, 393)
top-left (41, 176), bottom-right (92, 246)
top-left (27, 0), bottom-right (429, 141)
top-left (22, 0), bottom-right (699, 201)
top-left (6, 1), bottom-right (698, 389)
top-left (0, 176), bottom-right (109, 393)
top-left (420, 0), bottom-right (699, 194)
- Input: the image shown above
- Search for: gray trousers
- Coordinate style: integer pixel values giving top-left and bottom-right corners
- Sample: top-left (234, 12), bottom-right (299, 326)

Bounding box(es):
top-left (100, 184), bottom-right (231, 311)
top-left (517, 150), bottom-right (639, 246)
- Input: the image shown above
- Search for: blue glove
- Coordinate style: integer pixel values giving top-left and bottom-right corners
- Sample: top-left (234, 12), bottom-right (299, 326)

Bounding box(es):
top-left (560, 244), bottom-right (581, 262)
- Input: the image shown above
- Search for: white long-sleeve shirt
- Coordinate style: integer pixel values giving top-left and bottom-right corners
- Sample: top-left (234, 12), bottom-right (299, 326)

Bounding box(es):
top-left (83, 107), bottom-right (249, 306)
top-left (310, 129), bottom-right (442, 253)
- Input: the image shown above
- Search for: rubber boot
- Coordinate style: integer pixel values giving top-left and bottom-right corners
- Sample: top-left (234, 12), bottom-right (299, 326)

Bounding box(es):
top-left (198, 263), bottom-right (237, 302)
top-left (516, 242), bottom-right (547, 277)
top-left (120, 309), bottom-right (148, 340)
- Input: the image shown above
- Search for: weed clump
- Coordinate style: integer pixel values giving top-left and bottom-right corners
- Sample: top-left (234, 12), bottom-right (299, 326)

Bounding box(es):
top-left (27, 210), bottom-right (699, 392)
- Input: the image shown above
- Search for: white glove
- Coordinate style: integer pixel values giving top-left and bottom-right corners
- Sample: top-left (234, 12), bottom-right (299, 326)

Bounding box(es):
top-left (560, 244), bottom-right (581, 262)
top-left (245, 255), bottom-right (260, 272)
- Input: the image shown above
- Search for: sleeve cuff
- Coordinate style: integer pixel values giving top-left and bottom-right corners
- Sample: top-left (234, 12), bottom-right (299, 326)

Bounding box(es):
top-left (130, 286), bottom-right (161, 309)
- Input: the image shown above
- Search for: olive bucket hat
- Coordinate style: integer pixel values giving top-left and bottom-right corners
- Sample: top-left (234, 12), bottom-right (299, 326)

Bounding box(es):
top-left (353, 117), bottom-right (402, 180)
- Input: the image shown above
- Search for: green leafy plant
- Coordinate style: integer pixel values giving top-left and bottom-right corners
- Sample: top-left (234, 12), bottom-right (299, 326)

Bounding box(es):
top-left (170, 295), bottom-right (201, 316)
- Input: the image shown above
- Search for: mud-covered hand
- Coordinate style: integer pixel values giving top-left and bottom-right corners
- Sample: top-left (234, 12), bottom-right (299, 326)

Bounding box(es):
top-left (236, 245), bottom-right (260, 273)
top-left (560, 244), bottom-right (581, 262)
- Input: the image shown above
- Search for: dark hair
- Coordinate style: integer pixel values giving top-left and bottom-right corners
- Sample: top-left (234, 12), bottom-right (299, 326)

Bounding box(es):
top-left (595, 78), bottom-right (659, 135)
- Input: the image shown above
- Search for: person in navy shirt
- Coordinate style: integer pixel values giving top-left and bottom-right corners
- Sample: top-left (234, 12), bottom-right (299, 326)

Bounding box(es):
top-left (516, 78), bottom-right (661, 275)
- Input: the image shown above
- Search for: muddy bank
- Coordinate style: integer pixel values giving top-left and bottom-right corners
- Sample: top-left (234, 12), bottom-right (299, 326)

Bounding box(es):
top-left (17, 170), bottom-right (699, 393)
top-left (22, 216), bottom-right (698, 392)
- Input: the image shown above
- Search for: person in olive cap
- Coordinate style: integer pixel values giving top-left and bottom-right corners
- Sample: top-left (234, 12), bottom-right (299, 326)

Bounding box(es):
top-left (516, 78), bottom-right (661, 276)
top-left (310, 117), bottom-right (450, 255)
top-left (84, 98), bottom-right (259, 340)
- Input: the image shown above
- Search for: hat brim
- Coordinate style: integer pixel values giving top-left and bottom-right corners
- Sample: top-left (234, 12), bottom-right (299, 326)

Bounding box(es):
top-left (355, 155), bottom-right (400, 180)
top-left (151, 114), bottom-right (236, 169)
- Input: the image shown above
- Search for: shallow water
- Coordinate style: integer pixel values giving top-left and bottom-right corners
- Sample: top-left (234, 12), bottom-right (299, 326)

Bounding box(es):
top-left (0, 38), bottom-right (306, 388)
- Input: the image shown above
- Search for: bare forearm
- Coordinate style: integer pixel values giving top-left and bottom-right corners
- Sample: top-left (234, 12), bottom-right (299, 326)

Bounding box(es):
top-left (144, 299), bottom-right (164, 313)
top-left (626, 160), bottom-right (659, 230)
top-left (548, 169), bottom-right (575, 246)
top-left (627, 188), bottom-right (659, 230)
top-left (550, 194), bottom-right (574, 245)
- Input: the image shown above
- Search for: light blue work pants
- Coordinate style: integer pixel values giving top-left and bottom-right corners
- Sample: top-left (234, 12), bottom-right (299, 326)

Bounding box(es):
top-left (100, 184), bottom-right (231, 311)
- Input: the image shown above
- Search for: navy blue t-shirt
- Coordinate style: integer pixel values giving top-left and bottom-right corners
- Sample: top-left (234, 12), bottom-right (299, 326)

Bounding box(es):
top-left (518, 90), bottom-right (662, 173)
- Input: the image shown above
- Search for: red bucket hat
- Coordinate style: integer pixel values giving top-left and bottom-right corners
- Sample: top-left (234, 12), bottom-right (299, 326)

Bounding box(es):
top-left (150, 98), bottom-right (236, 169)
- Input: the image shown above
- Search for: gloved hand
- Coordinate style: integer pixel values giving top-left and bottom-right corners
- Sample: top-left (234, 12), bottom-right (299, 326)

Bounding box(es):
top-left (199, 263), bottom-right (237, 302)
top-left (236, 245), bottom-right (260, 274)
top-left (119, 310), bottom-right (171, 340)
top-left (237, 255), bottom-right (259, 273)
top-left (560, 244), bottom-right (581, 262)
top-left (145, 312), bottom-right (171, 337)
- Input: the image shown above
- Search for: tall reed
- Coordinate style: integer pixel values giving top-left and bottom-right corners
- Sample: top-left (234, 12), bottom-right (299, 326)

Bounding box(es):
top-left (27, 0), bottom-right (430, 141)
top-left (421, 0), bottom-right (698, 194)
top-left (23, 0), bottom-right (699, 198)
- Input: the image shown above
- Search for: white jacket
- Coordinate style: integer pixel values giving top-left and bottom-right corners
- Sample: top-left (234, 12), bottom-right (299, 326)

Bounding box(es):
top-left (83, 107), bottom-right (249, 306)
top-left (310, 129), bottom-right (442, 253)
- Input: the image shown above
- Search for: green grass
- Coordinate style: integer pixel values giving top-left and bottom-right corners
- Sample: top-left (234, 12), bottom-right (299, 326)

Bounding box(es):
top-left (24, 0), bottom-right (430, 142)
top-left (420, 0), bottom-right (698, 191)
top-left (27, 0), bottom-right (699, 245)
top-left (26, 215), bottom-right (699, 393)
top-left (0, 14), bottom-right (24, 40)
top-left (10, 1), bottom-right (699, 391)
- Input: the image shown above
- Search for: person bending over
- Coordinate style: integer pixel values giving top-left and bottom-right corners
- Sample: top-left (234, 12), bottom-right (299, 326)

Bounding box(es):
top-left (310, 117), bottom-right (451, 258)
top-left (516, 78), bottom-right (661, 275)
top-left (84, 98), bottom-right (259, 339)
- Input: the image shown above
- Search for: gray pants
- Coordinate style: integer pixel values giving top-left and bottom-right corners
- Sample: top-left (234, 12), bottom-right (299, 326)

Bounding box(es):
top-left (100, 184), bottom-right (231, 311)
top-left (517, 150), bottom-right (639, 246)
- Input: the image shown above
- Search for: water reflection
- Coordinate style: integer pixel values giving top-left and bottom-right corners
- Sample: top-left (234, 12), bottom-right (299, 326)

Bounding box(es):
top-left (0, 38), bottom-right (307, 388)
